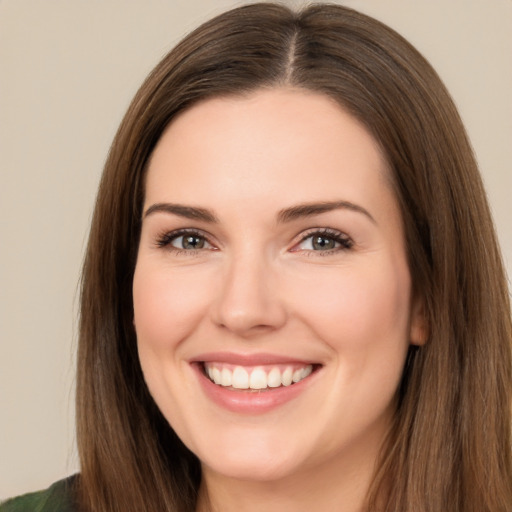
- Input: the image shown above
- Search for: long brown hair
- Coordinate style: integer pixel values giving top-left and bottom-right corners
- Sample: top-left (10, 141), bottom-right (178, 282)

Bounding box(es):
top-left (76, 3), bottom-right (512, 511)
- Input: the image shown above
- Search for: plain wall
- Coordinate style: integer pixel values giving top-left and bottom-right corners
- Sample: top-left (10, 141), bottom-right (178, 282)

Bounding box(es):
top-left (1, 0), bottom-right (510, 499)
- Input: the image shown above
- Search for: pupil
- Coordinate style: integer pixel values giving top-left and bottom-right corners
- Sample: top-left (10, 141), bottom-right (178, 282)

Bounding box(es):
top-left (183, 236), bottom-right (204, 249)
top-left (312, 236), bottom-right (335, 250)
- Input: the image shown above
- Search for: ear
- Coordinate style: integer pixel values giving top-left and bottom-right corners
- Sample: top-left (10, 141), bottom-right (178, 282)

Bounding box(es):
top-left (409, 295), bottom-right (428, 346)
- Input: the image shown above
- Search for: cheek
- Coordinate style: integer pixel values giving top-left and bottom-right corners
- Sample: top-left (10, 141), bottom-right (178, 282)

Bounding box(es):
top-left (132, 262), bottom-right (213, 432)
top-left (287, 261), bottom-right (412, 356)
top-left (132, 263), bottom-right (214, 350)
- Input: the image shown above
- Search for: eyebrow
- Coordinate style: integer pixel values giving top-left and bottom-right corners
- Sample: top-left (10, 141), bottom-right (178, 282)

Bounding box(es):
top-left (277, 201), bottom-right (376, 224)
top-left (143, 200), bottom-right (376, 225)
top-left (144, 203), bottom-right (219, 223)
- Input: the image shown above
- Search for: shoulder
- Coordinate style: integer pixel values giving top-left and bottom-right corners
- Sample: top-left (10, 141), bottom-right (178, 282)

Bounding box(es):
top-left (0, 475), bottom-right (79, 512)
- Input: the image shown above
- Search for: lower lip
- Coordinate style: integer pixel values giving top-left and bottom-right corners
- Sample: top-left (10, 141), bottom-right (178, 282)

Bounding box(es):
top-left (192, 364), bottom-right (318, 414)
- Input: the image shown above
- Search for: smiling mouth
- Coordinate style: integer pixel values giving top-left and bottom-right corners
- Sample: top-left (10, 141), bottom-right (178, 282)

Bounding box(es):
top-left (202, 362), bottom-right (316, 391)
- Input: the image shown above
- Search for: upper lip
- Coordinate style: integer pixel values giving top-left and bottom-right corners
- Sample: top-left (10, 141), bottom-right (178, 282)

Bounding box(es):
top-left (189, 352), bottom-right (318, 366)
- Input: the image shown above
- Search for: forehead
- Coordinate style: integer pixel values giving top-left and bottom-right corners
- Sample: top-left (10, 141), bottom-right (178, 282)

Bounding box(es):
top-left (145, 88), bottom-right (392, 212)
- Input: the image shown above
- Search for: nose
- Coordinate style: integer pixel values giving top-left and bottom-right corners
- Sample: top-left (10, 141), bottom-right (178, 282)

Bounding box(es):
top-left (211, 252), bottom-right (287, 338)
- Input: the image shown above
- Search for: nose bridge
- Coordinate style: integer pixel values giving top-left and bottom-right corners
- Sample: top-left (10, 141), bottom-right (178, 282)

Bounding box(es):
top-left (212, 244), bottom-right (286, 336)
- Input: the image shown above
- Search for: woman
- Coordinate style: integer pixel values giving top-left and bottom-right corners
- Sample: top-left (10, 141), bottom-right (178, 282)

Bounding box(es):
top-left (2, 3), bottom-right (511, 511)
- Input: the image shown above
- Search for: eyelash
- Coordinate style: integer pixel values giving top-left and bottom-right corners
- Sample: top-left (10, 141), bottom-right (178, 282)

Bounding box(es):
top-left (155, 227), bottom-right (353, 255)
top-left (155, 229), bottom-right (214, 253)
top-left (294, 228), bottom-right (354, 255)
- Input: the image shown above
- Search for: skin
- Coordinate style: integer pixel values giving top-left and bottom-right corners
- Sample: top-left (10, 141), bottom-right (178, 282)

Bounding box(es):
top-left (133, 88), bottom-right (426, 512)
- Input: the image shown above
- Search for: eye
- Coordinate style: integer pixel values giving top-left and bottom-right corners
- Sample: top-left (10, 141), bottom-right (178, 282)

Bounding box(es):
top-left (294, 229), bottom-right (353, 253)
top-left (171, 234), bottom-right (209, 250)
top-left (156, 229), bottom-right (214, 252)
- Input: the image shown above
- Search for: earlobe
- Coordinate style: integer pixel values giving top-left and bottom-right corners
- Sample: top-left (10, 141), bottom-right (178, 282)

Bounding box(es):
top-left (409, 296), bottom-right (428, 346)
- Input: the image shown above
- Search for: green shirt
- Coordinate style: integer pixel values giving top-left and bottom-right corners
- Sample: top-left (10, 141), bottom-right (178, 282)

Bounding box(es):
top-left (0, 476), bottom-right (78, 512)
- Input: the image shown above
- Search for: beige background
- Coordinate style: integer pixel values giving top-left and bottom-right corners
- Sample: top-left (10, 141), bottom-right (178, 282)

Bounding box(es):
top-left (1, 0), bottom-right (510, 500)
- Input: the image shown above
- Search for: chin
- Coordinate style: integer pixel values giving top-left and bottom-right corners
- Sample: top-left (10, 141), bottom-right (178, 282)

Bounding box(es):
top-left (187, 426), bottom-right (311, 482)
top-left (202, 450), bottom-right (303, 482)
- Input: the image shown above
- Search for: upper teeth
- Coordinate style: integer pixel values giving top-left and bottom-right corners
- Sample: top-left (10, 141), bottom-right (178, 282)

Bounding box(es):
top-left (204, 363), bottom-right (313, 390)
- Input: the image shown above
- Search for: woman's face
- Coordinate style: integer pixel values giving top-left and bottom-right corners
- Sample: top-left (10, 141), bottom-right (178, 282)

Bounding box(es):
top-left (133, 89), bottom-right (425, 484)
